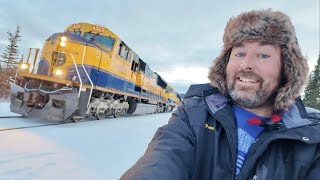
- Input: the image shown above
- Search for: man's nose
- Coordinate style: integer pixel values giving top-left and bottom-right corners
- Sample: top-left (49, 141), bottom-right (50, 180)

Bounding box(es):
top-left (239, 54), bottom-right (256, 70)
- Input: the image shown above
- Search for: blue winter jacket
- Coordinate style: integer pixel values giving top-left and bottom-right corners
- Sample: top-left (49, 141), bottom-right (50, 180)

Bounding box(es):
top-left (121, 84), bottom-right (320, 180)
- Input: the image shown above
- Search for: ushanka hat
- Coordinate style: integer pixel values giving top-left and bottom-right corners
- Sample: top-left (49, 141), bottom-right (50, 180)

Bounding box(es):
top-left (208, 9), bottom-right (309, 111)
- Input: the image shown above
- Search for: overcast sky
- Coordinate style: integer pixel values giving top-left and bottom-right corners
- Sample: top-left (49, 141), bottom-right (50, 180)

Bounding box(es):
top-left (0, 0), bottom-right (319, 93)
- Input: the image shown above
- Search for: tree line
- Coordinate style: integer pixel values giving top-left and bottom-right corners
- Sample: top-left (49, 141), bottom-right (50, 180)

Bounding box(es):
top-left (303, 54), bottom-right (320, 110)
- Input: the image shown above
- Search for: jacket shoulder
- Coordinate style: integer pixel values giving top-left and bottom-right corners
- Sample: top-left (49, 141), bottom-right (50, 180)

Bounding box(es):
top-left (184, 83), bottom-right (218, 99)
top-left (306, 107), bottom-right (320, 120)
top-left (181, 84), bottom-right (214, 127)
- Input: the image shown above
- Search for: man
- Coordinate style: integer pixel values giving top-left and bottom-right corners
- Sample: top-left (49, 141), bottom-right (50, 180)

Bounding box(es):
top-left (121, 9), bottom-right (320, 180)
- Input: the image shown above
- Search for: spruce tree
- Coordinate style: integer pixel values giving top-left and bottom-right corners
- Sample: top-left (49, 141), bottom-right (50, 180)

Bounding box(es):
top-left (0, 26), bottom-right (21, 99)
top-left (1, 26), bottom-right (21, 76)
top-left (303, 54), bottom-right (320, 110)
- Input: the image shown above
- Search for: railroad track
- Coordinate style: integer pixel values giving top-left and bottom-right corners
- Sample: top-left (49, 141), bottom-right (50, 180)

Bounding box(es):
top-left (0, 111), bottom-right (166, 132)
top-left (0, 116), bottom-right (25, 119)
top-left (0, 116), bottom-right (95, 132)
top-left (0, 114), bottom-right (133, 132)
top-left (0, 122), bottom-right (66, 131)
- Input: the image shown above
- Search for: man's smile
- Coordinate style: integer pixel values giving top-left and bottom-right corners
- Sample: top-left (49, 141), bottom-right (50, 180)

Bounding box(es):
top-left (236, 76), bottom-right (260, 83)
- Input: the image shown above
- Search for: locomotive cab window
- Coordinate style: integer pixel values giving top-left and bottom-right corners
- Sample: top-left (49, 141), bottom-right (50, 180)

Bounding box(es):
top-left (67, 31), bottom-right (81, 36)
top-left (83, 32), bottom-right (115, 52)
top-left (131, 52), bottom-right (139, 72)
top-left (119, 42), bottom-right (130, 61)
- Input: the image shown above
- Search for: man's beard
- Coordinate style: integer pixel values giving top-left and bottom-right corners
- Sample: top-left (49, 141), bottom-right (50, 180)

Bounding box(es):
top-left (227, 71), bottom-right (278, 109)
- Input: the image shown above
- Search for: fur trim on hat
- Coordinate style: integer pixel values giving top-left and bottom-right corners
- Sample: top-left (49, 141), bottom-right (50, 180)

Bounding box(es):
top-left (208, 9), bottom-right (309, 111)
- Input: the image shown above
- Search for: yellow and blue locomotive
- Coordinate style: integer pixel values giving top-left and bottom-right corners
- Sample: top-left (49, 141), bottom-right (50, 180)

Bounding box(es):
top-left (10, 23), bottom-right (181, 121)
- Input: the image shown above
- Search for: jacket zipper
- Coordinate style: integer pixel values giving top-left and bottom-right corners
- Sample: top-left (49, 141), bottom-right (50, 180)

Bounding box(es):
top-left (204, 99), bottom-right (237, 179)
top-left (237, 128), bottom-right (285, 179)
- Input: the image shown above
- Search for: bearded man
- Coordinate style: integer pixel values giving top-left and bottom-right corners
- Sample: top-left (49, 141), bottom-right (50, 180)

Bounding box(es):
top-left (121, 9), bottom-right (320, 180)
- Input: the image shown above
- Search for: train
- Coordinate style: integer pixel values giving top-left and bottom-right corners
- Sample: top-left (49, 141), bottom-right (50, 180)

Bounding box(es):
top-left (9, 23), bottom-right (182, 121)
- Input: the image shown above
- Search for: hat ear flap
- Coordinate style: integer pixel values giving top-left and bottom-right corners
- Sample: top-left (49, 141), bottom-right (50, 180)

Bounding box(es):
top-left (208, 48), bottom-right (231, 96)
top-left (274, 42), bottom-right (309, 110)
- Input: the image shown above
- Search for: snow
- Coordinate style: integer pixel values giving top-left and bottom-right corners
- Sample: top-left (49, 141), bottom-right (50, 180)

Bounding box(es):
top-left (0, 101), bottom-right (17, 117)
top-left (0, 101), bottom-right (172, 179)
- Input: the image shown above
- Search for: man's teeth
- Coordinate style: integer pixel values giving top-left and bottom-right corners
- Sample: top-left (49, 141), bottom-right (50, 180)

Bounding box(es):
top-left (239, 77), bottom-right (258, 83)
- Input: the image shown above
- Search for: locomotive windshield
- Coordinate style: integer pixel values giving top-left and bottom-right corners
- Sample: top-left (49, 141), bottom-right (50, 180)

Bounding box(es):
top-left (67, 31), bottom-right (81, 36)
top-left (83, 32), bottom-right (115, 52)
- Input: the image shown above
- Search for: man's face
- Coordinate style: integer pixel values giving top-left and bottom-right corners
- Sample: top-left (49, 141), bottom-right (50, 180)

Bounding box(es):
top-left (226, 41), bottom-right (282, 109)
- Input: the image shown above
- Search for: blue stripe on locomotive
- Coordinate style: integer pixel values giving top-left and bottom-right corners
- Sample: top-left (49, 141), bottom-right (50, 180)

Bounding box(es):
top-left (66, 66), bottom-right (140, 96)
top-left (34, 62), bottom-right (162, 101)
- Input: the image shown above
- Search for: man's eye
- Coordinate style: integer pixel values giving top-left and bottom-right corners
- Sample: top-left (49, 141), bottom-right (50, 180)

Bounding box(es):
top-left (259, 54), bottom-right (270, 59)
top-left (235, 53), bottom-right (245, 57)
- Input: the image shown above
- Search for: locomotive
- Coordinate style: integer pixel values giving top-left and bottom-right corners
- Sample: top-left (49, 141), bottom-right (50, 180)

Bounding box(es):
top-left (9, 23), bottom-right (181, 121)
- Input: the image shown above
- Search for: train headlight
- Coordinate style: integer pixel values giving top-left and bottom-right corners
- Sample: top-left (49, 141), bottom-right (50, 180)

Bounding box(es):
top-left (61, 36), bottom-right (67, 42)
top-left (53, 68), bottom-right (63, 76)
top-left (60, 41), bottom-right (66, 47)
top-left (55, 69), bottom-right (63, 76)
top-left (21, 63), bottom-right (29, 70)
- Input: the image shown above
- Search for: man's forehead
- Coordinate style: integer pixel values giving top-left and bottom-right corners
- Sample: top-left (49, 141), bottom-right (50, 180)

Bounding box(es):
top-left (233, 41), bottom-right (278, 48)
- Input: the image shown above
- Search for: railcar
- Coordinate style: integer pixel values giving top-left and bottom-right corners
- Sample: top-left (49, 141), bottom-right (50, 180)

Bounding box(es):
top-left (10, 23), bottom-right (181, 121)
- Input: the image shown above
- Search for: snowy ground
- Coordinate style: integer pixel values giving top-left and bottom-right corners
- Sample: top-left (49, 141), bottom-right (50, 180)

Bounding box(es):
top-left (0, 101), bottom-right (172, 180)
top-left (0, 100), bottom-right (17, 117)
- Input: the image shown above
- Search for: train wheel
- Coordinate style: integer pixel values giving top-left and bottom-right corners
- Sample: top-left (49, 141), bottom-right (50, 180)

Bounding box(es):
top-left (127, 100), bottom-right (137, 114)
top-left (96, 108), bottom-right (107, 120)
top-left (120, 108), bottom-right (125, 116)
top-left (163, 105), bottom-right (169, 112)
top-left (114, 110), bottom-right (121, 118)
top-left (72, 116), bottom-right (84, 122)
top-left (96, 112), bottom-right (107, 120)
top-left (155, 103), bottom-right (163, 113)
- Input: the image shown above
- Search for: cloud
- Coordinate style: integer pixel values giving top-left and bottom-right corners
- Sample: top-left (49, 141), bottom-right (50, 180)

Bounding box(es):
top-left (157, 66), bottom-right (210, 93)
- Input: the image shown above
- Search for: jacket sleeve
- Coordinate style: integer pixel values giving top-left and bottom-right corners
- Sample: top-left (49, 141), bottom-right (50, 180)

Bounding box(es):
top-left (305, 108), bottom-right (320, 180)
top-left (120, 105), bottom-right (196, 180)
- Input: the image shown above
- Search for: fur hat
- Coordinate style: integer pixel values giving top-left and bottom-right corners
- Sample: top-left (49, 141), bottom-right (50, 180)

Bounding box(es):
top-left (208, 9), bottom-right (309, 111)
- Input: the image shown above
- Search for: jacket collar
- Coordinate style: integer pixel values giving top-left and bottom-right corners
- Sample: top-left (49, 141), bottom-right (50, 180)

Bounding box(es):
top-left (203, 89), bottom-right (313, 129)
top-left (281, 102), bottom-right (312, 128)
